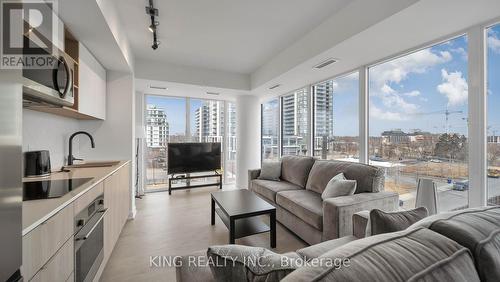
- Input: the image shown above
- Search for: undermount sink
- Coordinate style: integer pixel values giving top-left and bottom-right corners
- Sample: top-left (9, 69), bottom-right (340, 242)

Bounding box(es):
top-left (66, 161), bottom-right (120, 168)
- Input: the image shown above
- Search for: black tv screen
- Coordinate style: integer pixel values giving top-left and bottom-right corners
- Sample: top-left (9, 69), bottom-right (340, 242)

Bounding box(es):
top-left (167, 143), bottom-right (221, 174)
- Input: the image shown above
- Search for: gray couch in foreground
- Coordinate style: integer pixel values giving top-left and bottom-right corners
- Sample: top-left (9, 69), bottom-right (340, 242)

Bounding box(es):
top-left (176, 206), bottom-right (500, 282)
top-left (248, 156), bottom-right (399, 244)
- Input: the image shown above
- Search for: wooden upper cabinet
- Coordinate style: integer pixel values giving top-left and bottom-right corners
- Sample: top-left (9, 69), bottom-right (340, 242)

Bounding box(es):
top-left (78, 42), bottom-right (106, 120)
top-left (30, 28), bottom-right (107, 120)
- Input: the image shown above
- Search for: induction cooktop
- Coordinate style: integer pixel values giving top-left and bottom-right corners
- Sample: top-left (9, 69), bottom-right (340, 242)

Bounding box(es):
top-left (23, 178), bottom-right (93, 201)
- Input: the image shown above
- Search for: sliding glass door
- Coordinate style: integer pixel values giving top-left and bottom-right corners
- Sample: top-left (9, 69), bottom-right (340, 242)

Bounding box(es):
top-left (144, 95), bottom-right (236, 192)
top-left (145, 96), bottom-right (187, 192)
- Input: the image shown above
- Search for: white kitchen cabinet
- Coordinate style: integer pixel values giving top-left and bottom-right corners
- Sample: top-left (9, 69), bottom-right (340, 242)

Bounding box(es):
top-left (78, 42), bottom-right (106, 120)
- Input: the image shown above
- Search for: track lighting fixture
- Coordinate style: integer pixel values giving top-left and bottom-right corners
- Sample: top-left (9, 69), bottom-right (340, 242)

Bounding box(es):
top-left (145, 0), bottom-right (160, 50)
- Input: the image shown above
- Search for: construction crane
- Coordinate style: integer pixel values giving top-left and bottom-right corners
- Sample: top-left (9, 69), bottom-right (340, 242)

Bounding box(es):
top-left (411, 109), bottom-right (464, 133)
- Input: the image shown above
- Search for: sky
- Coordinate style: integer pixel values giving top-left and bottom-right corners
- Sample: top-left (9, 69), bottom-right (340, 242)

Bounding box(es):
top-left (368, 35), bottom-right (469, 137)
top-left (146, 96), bottom-right (214, 135)
top-left (328, 72), bottom-right (359, 137)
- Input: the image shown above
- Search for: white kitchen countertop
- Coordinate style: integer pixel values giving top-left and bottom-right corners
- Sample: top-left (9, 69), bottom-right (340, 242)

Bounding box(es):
top-left (22, 160), bottom-right (130, 236)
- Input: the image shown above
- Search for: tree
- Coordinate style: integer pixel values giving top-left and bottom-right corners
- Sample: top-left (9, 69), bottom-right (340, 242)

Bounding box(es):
top-left (434, 133), bottom-right (467, 161)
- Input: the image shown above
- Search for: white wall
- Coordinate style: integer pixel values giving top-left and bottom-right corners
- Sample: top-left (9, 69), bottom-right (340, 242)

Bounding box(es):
top-left (96, 0), bottom-right (135, 70)
top-left (236, 95), bottom-right (261, 189)
top-left (23, 109), bottom-right (80, 169)
top-left (135, 59), bottom-right (250, 91)
top-left (79, 71), bottom-right (136, 218)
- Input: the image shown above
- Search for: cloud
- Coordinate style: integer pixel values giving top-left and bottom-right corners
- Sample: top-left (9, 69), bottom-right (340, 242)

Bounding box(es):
top-left (368, 48), bottom-right (452, 118)
top-left (437, 69), bottom-right (468, 106)
top-left (344, 72), bottom-right (359, 80)
top-left (488, 34), bottom-right (500, 54)
top-left (403, 90), bottom-right (421, 97)
top-left (381, 84), bottom-right (395, 94)
top-left (373, 84), bottom-right (419, 114)
top-left (450, 47), bottom-right (467, 60)
top-left (370, 49), bottom-right (452, 87)
top-left (370, 104), bottom-right (405, 121)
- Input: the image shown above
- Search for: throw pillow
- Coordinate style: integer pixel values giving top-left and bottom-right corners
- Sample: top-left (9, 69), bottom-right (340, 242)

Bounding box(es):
top-left (321, 173), bottom-right (357, 200)
top-left (207, 245), bottom-right (298, 282)
top-left (258, 160), bottom-right (281, 181)
top-left (370, 207), bottom-right (428, 235)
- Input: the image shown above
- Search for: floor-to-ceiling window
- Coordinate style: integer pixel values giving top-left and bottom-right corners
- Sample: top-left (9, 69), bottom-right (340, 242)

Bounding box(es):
top-left (369, 35), bottom-right (469, 210)
top-left (282, 88), bottom-right (309, 156)
top-left (144, 95), bottom-right (235, 192)
top-left (487, 23), bottom-right (500, 206)
top-left (313, 72), bottom-right (359, 161)
top-left (261, 98), bottom-right (280, 160)
top-left (145, 96), bottom-right (187, 191)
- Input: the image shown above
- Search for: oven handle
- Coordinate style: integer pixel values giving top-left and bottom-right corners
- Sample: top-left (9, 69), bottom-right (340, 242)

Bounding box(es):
top-left (75, 208), bottom-right (108, 241)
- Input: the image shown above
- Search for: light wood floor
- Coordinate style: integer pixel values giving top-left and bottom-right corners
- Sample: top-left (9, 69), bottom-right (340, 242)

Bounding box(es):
top-left (100, 186), bottom-right (307, 282)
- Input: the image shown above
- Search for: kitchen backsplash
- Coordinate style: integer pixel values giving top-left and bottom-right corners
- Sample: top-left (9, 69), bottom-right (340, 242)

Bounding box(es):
top-left (23, 109), bottom-right (81, 169)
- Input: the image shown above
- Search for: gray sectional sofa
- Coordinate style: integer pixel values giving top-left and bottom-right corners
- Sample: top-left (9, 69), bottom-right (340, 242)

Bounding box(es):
top-left (176, 206), bottom-right (500, 282)
top-left (248, 155), bottom-right (399, 244)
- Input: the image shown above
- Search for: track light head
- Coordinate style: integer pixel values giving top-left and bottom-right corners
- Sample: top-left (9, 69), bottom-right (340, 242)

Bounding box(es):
top-left (148, 21), bottom-right (159, 32)
top-left (152, 41), bottom-right (160, 50)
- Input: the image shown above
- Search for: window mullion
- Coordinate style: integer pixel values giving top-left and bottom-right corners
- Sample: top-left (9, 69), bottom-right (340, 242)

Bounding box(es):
top-left (359, 66), bottom-right (369, 164)
top-left (468, 25), bottom-right (487, 207)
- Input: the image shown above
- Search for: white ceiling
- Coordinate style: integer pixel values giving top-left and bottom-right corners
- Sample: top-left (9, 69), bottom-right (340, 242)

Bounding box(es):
top-left (112, 0), bottom-right (351, 74)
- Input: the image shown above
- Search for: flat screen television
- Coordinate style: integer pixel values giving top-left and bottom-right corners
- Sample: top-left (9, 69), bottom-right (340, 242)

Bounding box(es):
top-left (167, 142), bottom-right (221, 174)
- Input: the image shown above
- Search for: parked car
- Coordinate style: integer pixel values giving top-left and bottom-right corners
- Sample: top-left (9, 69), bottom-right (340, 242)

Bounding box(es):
top-left (488, 168), bottom-right (500, 178)
top-left (453, 180), bottom-right (469, 191)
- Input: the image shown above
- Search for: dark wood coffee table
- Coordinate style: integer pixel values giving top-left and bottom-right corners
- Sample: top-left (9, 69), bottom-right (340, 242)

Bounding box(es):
top-left (211, 189), bottom-right (276, 248)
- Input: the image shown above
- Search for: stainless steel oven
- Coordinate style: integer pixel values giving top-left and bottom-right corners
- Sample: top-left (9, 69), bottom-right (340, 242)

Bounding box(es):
top-left (74, 195), bottom-right (106, 282)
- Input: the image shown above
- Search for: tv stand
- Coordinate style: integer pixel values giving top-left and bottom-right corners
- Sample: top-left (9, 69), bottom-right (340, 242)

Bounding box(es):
top-left (168, 172), bottom-right (222, 195)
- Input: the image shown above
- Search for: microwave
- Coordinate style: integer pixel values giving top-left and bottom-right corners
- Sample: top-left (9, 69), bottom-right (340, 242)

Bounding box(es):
top-left (22, 46), bottom-right (75, 107)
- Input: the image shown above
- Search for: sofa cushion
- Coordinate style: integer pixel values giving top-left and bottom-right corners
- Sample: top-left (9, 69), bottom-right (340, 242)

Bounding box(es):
top-left (370, 207), bottom-right (428, 235)
top-left (251, 179), bottom-right (302, 203)
top-left (258, 160), bottom-right (281, 181)
top-left (207, 245), bottom-right (299, 282)
top-left (283, 228), bottom-right (480, 282)
top-left (321, 173), bottom-right (357, 200)
top-left (409, 206), bottom-right (500, 282)
top-left (296, 235), bottom-right (357, 261)
top-left (306, 160), bottom-right (384, 194)
top-left (281, 155), bottom-right (315, 188)
top-left (276, 190), bottom-right (323, 230)
top-left (175, 250), bottom-right (215, 282)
